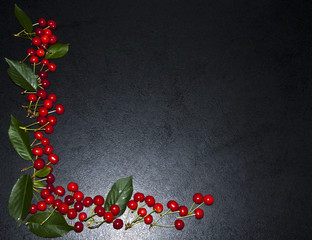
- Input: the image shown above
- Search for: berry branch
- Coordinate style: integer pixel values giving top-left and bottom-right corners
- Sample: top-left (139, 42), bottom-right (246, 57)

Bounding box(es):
top-left (6, 4), bottom-right (214, 238)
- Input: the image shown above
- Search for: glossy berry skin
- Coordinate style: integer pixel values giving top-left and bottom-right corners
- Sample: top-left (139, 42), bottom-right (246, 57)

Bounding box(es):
top-left (83, 197), bottom-right (93, 207)
top-left (38, 18), bottom-right (47, 27)
top-left (138, 208), bottom-right (147, 217)
top-left (153, 203), bottom-right (163, 213)
top-left (44, 99), bottom-right (53, 109)
top-left (30, 204), bottom-right (37, 214)
top-left (46, 174), bottom-right (55, 184)
top-left (35, 27), bottom-right (44, 36)
top-left (32, 147), bottom-right (43, 156)
top-left (58, 203), bottom-right (69, 214)
top-left (194, 208), bottom-right (204, 219)
top-left (103, 212), bottom-right (114, 223)
top-left (27, 48), bottom-right (36, 56)
top-left (44, 145), bottom-right (54, 155)
top-left (53, 199), bottom-right (62, 209)
top-left (37, 201), bottom-right (47, 211)
top-left (46, 183), bottom-right (54, 192)
top-left (39, 107), bottom-right (48, 117)
top-left (204, 195), bottom-right (214, 205)
top-left (175, 219), bottom-right (184, 230)
top-left (27, 94), bottom-right (37, 102)
top-left (41, 79), bottom-right (50, 88)
top-left (67, 182), bottom-right (79, 192)
top-left (95, 206), bottom-right (105, 217)
top-left (167, 200), bottom-right (179, 211)
top-left (41, 35), bottom-right (50, 44)
top-left (34, 158), bottom-right (45, 170)
top-left (74, 201), bottom-right (84, 212)
top-left (45, 124), bottom-right (54, 134)
top-left (48, 154), bottom-right (59, 165)
top-left (40, 42), bottom-right (49, 50)
top-left (179, 206), bottom-right (188, 217)
top-left (41, 58), bottom-right (49, 66)
top-left (54, 186), bottom-right (65, 196)
top-left (38, 70), bottom-right (48, 79)
top-left (30, 56), bottom-right (39, 64)
top-left (44, 28), bottom-right (52, 36)
top-left (37, 89), bottom-right (47, 99)
top-left (48, 63), bottom-right (56, 71)
top-left (64, 195), bottom-right (75, 205)
top-left (37, 116), bottom-right (47, 126)
top-left (127, 200), bottom-right (137, 210)
top-left (113, 219), bottom-right (123, 230)
top-left (40, 189), bottom-right (50, 199)
top-left (73, 191), bottom-right (84, 202)
top-left (67, 209), bottom-right (77, 219)
top-left (55, 104), bottom-right (65, 115)
top-left (36, 49), bottom-right (45, 57)
top-left (32, 36), bottom-right (41, 46)
top-left (79, 212), bottom-right (87, 222)
top-left (41, 137), bottom-right (50, 146)
top-left (47, 20), bottom-right (57, 29)
top-left (48, 93), bottom-right (57, 102)
top-left (110, 204), bottom-right (120, 216)
top-left (49, 34), bottom-right (57, 44)
top-left (145, 195), bottom-right (155, 207)
top-left (45, 194), bottom-right (55, 205)
top-left (144, 215), bottom-right (153, 224)
top-left (93, 195), bottom-right (104, 206)
top-left (34, 131), bottom-right (44, 140)
top-left (133, 192), bottom-right (144, 202)
top-left (74, 222), bottom-right (84, 233)
top-left (193, 193), bottom-right (204, 204)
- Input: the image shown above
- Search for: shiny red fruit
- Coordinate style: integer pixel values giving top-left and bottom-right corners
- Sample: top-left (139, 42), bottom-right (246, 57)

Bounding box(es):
top-left (113, 219), bottom-right (123, 229)
top-left (133, 192), bottom-right (144, 202)
top-left (55, 104), bottom-right (65, 115)
top-left (127, 200), bottom-right (137, 210)
top-left (204, 195), bottom-right (214, 205)
top-left (93, 195), bottom-right (104, 206)
top-left (110, 204), bottom-right (120, 216)
top-left (175, 219), bottom-right (184, 230)
top-left (193, 193), bottom-right (204, 204)
top-left (67, 182), bottom-right (79, 192)
top-left (54, 186), bottom-right (65, 196)
top-left (34, 158), bottom-right (45, 170)
top-left (48, 154), bottom-right (59, 164)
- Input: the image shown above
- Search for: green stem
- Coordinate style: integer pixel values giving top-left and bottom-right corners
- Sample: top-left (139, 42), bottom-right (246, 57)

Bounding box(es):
top-left (152, 209), bottom-right (170, 226)
top-left (41, 208), bottom-right (56, 225)
top-left (33, 192), bottom-right (39, 202)
top-left (153, 224), bottom-right (174, 228)
top-left (25, 121), bottom-right (39, 128)
top-left (188, 202), bottom-right (195, 213)
top-left (21, 165), bottom-right (33, 172)
top-left (177, 213), bottom-right (195, 219)
top-left (33, 188), bottom-right (40, 194)
top-left (190, 202), bottom-right (204, 214)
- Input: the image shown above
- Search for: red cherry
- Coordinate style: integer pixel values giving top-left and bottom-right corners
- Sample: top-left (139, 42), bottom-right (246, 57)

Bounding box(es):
top-left (95, 206), bottom-right (105, 217)
top-left (74, 201), bottom-right (84, 212)
top-left (35, 27), bottom-right (44, 36)
top-left (67, 209), bottom-right (77, 219)
top-left (32, 36), bottom-right (41, 46)
top-left (167, 200), bottom-right (179, 211)
top-left (38, 107), bottom-right (48, 117)
top-left (36, 49), bottom-right (45, 57)
top-left (74, 222), bottom-right (84, 233)
top-left (32, 146), bottom-right (43, 156)
top-left (34, 158), bottom-right (45, 170)
top-left (179, 206), bottom-right (188, 217)
top-left (49, 34), bottom-right (57, 44)
top-left (138, 208), bottom-right (147, 217)
top-left (204, 195), bottom-right (214, 205)
top-left (79, 212), bottom-right (87, 222)
top-left (54, 186), bottom-right (65, 196)
top-left (153, 203), bottom-right (163, 213)
top-left (37, 116), bottom-right (47, 126)
top-left (34, 131), bottom-right (43, 140)
top-left (113, 219), bottom-right (123, 230)
top-left (41, 58), bottom-right (49, 66)
top-left (26, 48), bottom-right (36, 56)
top-left (30, 56), bottom-right (39, 64)
top-left (38, 18), bottom-right (47, 27)
top-left (48, 93), bottom-right (57, 102)
top-left (41, 137), bottom-right (50, 146)
top-left (110, 204), bottom-right (120, 216)
top-left (37, 201), bottom-right (47, 211)
top-left (48, 154), bottom-right (59, 164)
top-left (73, 191), bottom-right (84, 202)
top-left (145, 195), bottom-right (155, 207)
top-left (46, 183), bottom-right (54, 192)
top-left (48, 63), bottom-right (56, 72)
top-left (55, 104), bottom-right (65, 114)
top-left (45, 194), bottom-right (55, 205)
top-left (47, 115), bottom-right (57, 126)
top-left (27, 94), bottom-right (37, 102)
top-left (144, 215), bottom-right (153, 224)
top-left (58, 203), bottom-right (69, 214)
top-left (64, 195), bottom-right (75, 205)
top-left (67, 182), bottom-right (79, 192)
top-left (37, 89), bottom-right (47, 99)
top-left (47, 20), bottom-right (57, 29)
top-left (133, 192), bottom-right (144, 202)
top-left (44, 28), bottom-right (52, 36)
top-left (38, 70), bottom-right (48, 79)
top-left (45, 124), bottom-right (54, 134)
top-left (30, 204), bottom-right (37, 214)
top-left (44, 99), bottom-right (53, 109)
top-left (175, 219), bottom-right (184, 230)
top-left (103, 212), bottom-right (114, 223)
top-left (53, 199), bottom-right (62, 209)
top-left (41, 79), bottom-right (50, 88)
top-left (41, 35), bottom-right (50, 44)
top-left (44, 145), bottom-right (54, 155)
top-left (127, 200), bottom-right (137, 210)
top-left (194, 208), bottom-right (204, 219)
top-left (83, 197), bottom-right (93, 207)
top-left (93, 195), bottom-right (104, 206)
top-left (40, 189), bottom-right (50, 199)
top-left (46, 174), bottom-right (55, 184)
top-left (193, 193), bottom-right (204, 204)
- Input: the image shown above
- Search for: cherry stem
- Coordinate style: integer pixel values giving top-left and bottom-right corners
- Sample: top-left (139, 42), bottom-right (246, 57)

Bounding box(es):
top-left (33, 192), bottom-right (39, 202)
top-left (153, 224), bottom-right (174, 228)
top-left (24, 121), bottom-right (39, 128)
top-left (125, 208), bottom-right (130, 224)
top-left (30, 138), bottom-right (37, 147)
top-left (20, 54), bottom-right (30, 63)
top-left (48, 110), bottom-right (56, 114)
top-left (87, 220), bottom-right (106, 229)
top-left (21, 165), bottom-right (33, 172)
top-left (34, 178), bottom-right (47, 182)
top-left (33, 63), bottom-right (36, 74)
top-left (41, 208), bottom-right (56, 225)
top-left (33, 97), bottom-right (41, 115)
top-left (189, 202), bottom-right (204, 214)
top-left (84, 213), bottom-right (97, 222)
top-left (164, 210), bottom-right (179, 215)
top-left (152, 209), bottom-right (171, 226)
top-left (33, 188), bottom-right (40, 194)
top-left (131, 218), bottom-right (144, 226)
top-left (188, 202), bottom-right (195, 213)
top-left (177, 213), bottom-right (195, 219)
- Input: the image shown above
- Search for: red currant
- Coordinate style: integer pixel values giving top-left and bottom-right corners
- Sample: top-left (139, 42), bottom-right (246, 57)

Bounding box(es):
top-left (138, 208), bottom-right (147, 217)
top-left (167, 200), bottom-right (179, 211)
top-left (27, 94), bottom-right (37, 102)
top-left (74, 222), bottom-right (84, 233)
top-left (54, 186), bottom-right (65, 196)
top-left (32, 36), bottom-right (41, 46)
top-left (103, 212), bottom-right (114, 223)
top-left (37, 201), bottom-right (47, 211)
top-left (30, 204), bottom-right (37, 214)
top-left (133, 192), bottom-right (144, 202)
top-left (74, 201), bottom-right (84, 212)
top-left (110, 204), bottom-right (120, 216)
top-left (48, 62), bottom-right (56, 71)
top-left (93, 195), bottom-right (104, 206)
top-left (95, 206), bottom-right (105, 217)
top-left (153, 203), bottom-right (163, 213)
top-left (144, 215), bottom-right (153, 224)
top-left (34, 131), bottom-right (43, 140)
top-left (34, 158), bottom-right (45, 170)
top-left (193, 193), bottom-right (204, 204)
top-left (45, 124), bottom-right (54, 134)
top-left (46, 174), bottom-right (55, 184)
top-left (204, 195), bottom-right (214, 205)
top-left (194, 208), bottom-right (204, 219)
top-left (67, 182), bottom-right (79, 192)
top-left (83, 197), bottom-right (93, 207)
top-left (175, 219), bottom-right (184, 230)
top-left (32, 146), bottom-right (43, 156)
top-left (47, 20), bottom-right (57, 29)
top-left (48, 154), bottom-right (59, 164)
top-left (79, 212), bottom-right (87, 222)
top-left (113, 219), bottom-right (123, 230)
top-left (38, 18), bottom-right (47, 27)
top-left (67, 209), bottom-right (77, 219)
top-left (145, 195), bottom-right (155, 207)
top-left (55, 104), bottom-right (65, 114)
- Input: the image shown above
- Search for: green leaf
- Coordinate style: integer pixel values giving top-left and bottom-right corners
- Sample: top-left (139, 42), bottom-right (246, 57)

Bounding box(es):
top-left (14, 4), bottom-right (33, 33)
top-left (8, 115), bottom-right (33, 161)
top-left (33, 181), bottom-right (45, 188)
top-left (8, 175), bottom-right (33, 225)
top-left (104, 176), bottom-right (133, 218)
top-left (5, 58), bottom-right (38, 91)
top-left (26, 211), bottom-right (75, 238)
top-left (45, 43), bottom-right (69, 59)
top-left (35, 167), bottom-right (51, 178)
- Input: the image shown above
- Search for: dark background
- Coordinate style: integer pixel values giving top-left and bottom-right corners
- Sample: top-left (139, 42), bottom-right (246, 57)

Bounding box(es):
top-left (1, 0), bottom-right (312, 239)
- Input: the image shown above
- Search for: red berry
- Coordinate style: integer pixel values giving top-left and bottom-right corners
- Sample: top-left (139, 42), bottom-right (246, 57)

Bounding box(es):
top-left (35, 27), bottom-right (44, 36)
top-left (55, 104), bottom-right (65, 115)
top-left (49, 34), bottom-right (57, 44)
top-left (58, 203), bottom-right (69, 214)
top-left (37, 116), bottom-right (47, 126)
top-left (40, 42), bottom-right (49, 50)
top-left (153, 203), bottom-right (163, 213)
top-left (144, 215), bottom-right (153, 224)
top-left (32, 146), bottom-right (43, 156)
top-left (40, 189), bottom-right (50, 199)
top-left (193, 193), bottom-right (204, 204)
top-left (41, 58), bottom-right (49, 66)
top-left (167, 200), bottom-right (179, 211)
top-left (79, 212), bottom-right (87, 222)
top-left (44, 99), bottom-right (53, 109)
top-left (32, 36), bottom-right (41, 46)
top-left (30, 56), bottom-right (39, 64)
top-left (41, 35), bottom-right (50, 44)
top-left (48, 93), bottom-right (57, 102)
top-left (179, 206), bottom-right (188, 217)
top-left (54, 186), bottom-right (65, 196)
top-left (67, 182), bottom-right (79, 192)
top-left (93, 195), bottom-right (104, 206)
top-left (48, 63), bottom-right (56, 71)
top-left (34, 158), bottom-right (45, 170)
top-left (46, 183), bottom-right (54, 192)
top-left (73, 191), bottom-right (84, 201)
top-left (41, 79), bottom-right (50, 88)
top-left (36, 49), bottom-right (45, 57)
top-left (110, 204), bottom-right (120, 216)
top-left (37, 89), bottom-right (47, 99)
top-left (39, 107), bottom-right (48, 117)
top-left (83, 197), bottom-right (93, 207)
top-left (38, 18), bottom-right (47, 27)
top-left (26, 48), bottom-right (36, 56)
top-left (53, 199), bottom-right (62, 209)
top-left (47, 115), bottom-right (57, 126)
top-left (138, 208), bottom-right (147, 217)
top-left (113, 219), bottom-right (123, 230)
top-left (95, 206), bottom-right (105, 217)
top-left (44, 145), bottom-right (54, 155)
top-left (74, 222), bottom-right (84, 233)
top-left (45, 124), bottom-right (54, 134)
top-left (45, 194), bottom-right (55, 205)
top-left (30, 204), bottom-right (37, 214)
top-left (127, 200), bottom-right (137, 210)
top-left (145, 195), bottom-right (155, 207)
top-left (47, 20), bottom-right (57, 29)
top-left (34, 131), bottom-right (43, 140)
top-left (38, 70), bottom-right (48, 79)
top-left (27, 94), bottom-right (37, 102)
top-left (67, 209), bottom-right (77, 219)
top-left (74, 201), bottom-right (84, 212)
top-left (194, 208), bottom-right (204, 219)
top-left (64, 195), bottom-right (75, 205)
top-left (44, 28), bottom-right (52, 36)
top-left (48, 154), bottom-right (59, 164)
top-left (175, 219), bottom-right (184, 230)
top-left (103, 212), bottom-right (114, 223)
top-left (46, 174), bottom-right (55, 184)
top-left (37, 201), bottom-right (47, 211)
top-left (133, 192), bottom-right (144, 202)
top-left (204, 195), bottom-right (214, 205)
top-left (41, 137), bottom-right (50, 146)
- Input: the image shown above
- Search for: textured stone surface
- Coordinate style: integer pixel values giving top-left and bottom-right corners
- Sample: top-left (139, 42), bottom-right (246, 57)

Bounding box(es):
top-left (0, 0), bottom-right (312, 239)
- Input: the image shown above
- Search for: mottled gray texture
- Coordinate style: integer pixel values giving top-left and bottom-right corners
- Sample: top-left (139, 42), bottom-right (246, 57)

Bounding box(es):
top-left (1, 0), bottom-right (312, 239)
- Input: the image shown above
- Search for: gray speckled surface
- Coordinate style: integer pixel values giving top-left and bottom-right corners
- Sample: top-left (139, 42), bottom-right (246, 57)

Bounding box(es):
top-left (1, 0), bottom-right (312, 239)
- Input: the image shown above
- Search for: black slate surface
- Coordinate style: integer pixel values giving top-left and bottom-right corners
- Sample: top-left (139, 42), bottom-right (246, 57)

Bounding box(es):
top-left (1, 0), bottom-right (312, 239)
